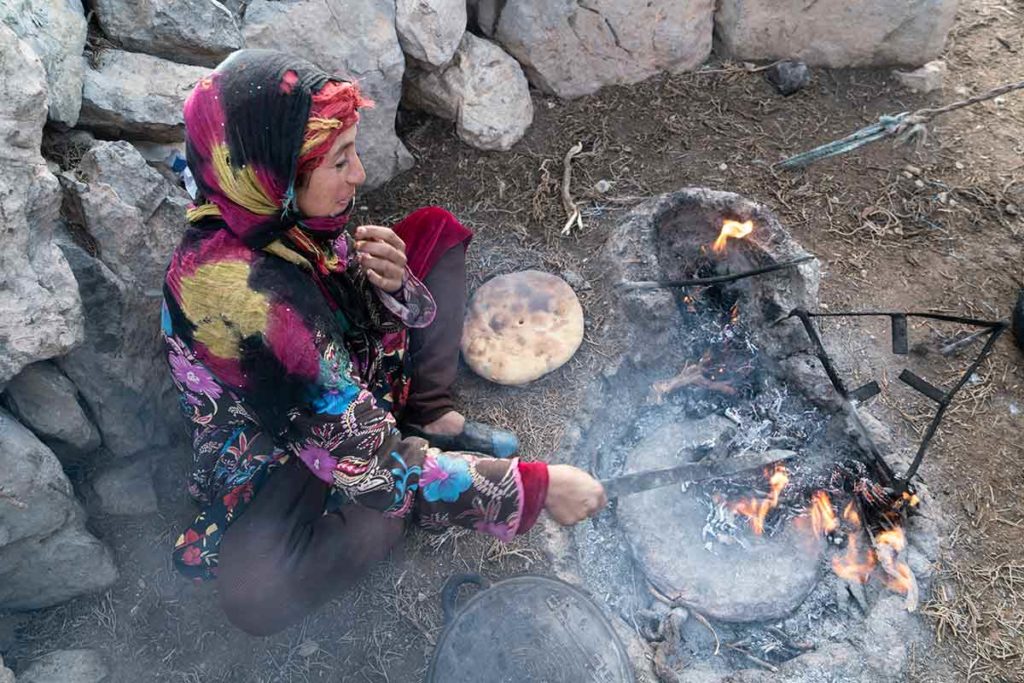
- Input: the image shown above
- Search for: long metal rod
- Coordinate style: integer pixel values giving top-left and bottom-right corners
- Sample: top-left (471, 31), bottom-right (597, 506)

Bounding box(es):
top-left (898, 323), bottom-right (1007, 491)
top-left (784, 308), bottom-right (1008, 493)
top-left (619, 255), bottom-right (814, 290)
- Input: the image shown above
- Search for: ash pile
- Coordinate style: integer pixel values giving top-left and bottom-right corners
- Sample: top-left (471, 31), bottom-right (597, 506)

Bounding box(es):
top-left (546, 188), bottom-right (948, 682)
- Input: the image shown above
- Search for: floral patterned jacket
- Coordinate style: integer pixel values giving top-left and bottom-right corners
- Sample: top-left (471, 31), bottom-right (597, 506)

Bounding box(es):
top-left (163, 225), bottom-right (537, 581)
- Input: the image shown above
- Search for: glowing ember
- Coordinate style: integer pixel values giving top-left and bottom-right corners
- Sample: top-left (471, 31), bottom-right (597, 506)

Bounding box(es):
top-left (712, 219), bottom-right (754, 253)
top-left (730, 463), bottom-right (789, 535)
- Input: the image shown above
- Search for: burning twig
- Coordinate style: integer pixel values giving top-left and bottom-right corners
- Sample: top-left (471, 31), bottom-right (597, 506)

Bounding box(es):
top-left (620, 255), bottom-right (814, 290)
top-left (650, 354), bottom-right (737, 404)
top-left (560, 141), bottom-right (584, 235)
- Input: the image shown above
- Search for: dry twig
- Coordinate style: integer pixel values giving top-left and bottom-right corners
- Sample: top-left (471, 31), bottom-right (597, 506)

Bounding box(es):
top-left (560, 142), bottom-right (584, 235)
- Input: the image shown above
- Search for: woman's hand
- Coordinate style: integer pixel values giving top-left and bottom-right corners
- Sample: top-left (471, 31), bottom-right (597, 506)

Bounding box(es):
top-left (355, 225), bottom-right (407, 293)
top-left (544, 465), bottom-right (608, 525)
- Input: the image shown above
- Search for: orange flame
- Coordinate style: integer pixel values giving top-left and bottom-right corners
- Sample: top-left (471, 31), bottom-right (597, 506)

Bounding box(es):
top-left (830, 501), bottom-right (876, 583)
top-left (875, 528), bottom-right (915, 594)
top-left (808, 491), bottom-right (839, 537)
top-left (712, 219), bottom-right (754, 253)
top-left (731, 464), bottom-right (789, 535)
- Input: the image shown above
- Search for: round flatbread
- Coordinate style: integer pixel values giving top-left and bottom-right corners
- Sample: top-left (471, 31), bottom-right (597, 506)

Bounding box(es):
top-left (461, 270), bottom-right (584, 386)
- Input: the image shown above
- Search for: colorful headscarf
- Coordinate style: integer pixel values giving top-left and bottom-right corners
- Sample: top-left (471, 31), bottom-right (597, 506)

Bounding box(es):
top-left (183, 49), bottom-right (372, 248)
top-left (168, 49), bottom-right (401, 431)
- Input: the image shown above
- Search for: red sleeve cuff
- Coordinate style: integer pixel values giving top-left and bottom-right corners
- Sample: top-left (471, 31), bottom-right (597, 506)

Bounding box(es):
top-left (517, 461), bottom-right (549, 535)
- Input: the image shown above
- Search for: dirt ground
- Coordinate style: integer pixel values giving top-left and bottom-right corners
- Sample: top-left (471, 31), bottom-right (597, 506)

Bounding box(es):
top-left (4, 0), bottom-right (1023, 680)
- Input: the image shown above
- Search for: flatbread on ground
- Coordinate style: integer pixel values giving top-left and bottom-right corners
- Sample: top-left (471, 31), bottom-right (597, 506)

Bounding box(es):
top-left (461, 270), bottom-right (584, 386)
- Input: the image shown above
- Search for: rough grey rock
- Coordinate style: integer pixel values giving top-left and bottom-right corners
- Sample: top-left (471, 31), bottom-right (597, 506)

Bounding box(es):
top-left (618, 413), bottom-right (822, 623)
top-left (79, 49), bottom-right (208, 142)
top-left (70, 141), bottom-right (189, 290)
top-left (0, 25), bottom-right (84, 385)
top-left (0, 655), bottom-right (13, 683)
top-left (0, 0), bottom-right (87, 126)
top-left (494, 0), bottom-right (714, 99)
top-left (243, 0), bottom-right (414, 189)
top-left (894, 60), bottom-right (947, 94)
top-left (93, 0), bottom-right (242, 67)
top-left (0, 409), bottom-right (118, 610)
top-left (467, 0), bottom-right (501, 37)
top-left (715, 0), bottom-right (957, 68)
top-left (404, 33), bottom-right (533, 151)
top-left (17, 649), bottom-right (109, 683)
top-left (765, 60), bottom-right (810, 96)
top-left (396, 0), bottom-right (466, 68)
top-left (55, 241), bottom-right (180, 460)
top-left (92, 459), bottom-right (158, 516)
top-left (605, 188), bottom-right (820, 368)
top-left (3, 361), bottom-right (101, 461)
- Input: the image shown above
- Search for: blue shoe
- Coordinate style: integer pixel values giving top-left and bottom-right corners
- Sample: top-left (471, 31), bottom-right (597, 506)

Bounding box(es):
top-left (403, 421), bottom-right (519, 458)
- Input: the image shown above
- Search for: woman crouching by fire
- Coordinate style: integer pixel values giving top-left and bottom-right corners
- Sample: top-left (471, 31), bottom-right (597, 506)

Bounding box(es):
top-left (161, 49), bottom-right (606, 635)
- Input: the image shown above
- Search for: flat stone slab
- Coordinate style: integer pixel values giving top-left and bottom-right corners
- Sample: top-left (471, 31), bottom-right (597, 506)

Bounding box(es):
top-left (618, 417), bottom-right (821, 623)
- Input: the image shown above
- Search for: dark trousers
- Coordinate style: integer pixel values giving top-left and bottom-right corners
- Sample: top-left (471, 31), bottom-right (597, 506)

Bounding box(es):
top-left (218, 244), bottom-right (466, 636)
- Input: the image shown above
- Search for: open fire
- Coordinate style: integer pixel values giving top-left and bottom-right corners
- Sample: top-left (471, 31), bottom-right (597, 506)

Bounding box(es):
top-left (712, 218), bottom-right (754, 253)
top-left (720, 462), bottom-right (920, 608)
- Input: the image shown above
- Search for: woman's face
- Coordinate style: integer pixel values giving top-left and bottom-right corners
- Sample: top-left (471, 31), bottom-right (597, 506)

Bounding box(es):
top-left (295, 125), bottom-right (366, 218)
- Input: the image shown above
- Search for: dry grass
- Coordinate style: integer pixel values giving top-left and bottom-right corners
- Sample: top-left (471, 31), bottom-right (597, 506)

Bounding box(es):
top-left (922, 483), bottom-right (1024, 682)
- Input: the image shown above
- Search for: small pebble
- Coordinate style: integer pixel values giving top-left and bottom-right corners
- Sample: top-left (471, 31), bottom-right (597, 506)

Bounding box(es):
top-left (765, 60), bottom-right (811, 96)
top-left (902, 171), bottom-right (913, 179)
top-left (955, 86), bottom-right (970, 97)
top-left (937, 191), bottom-right (949, 203)
top-left (949, 199), bottom-right (958, 207)
top-left (914, 179), bottom-right (925, 189)
top-left (1005, 203), bottom-right (1020, 216)
top-left (904, 165), bottom-right (922, 176)
top-left (594, 179), bottom-right (613, 194)
top-left (995, 96), bottom-right (1006, 105)
top-left (954, 161), bottom-right (965, 170)
top-left (298, 641), bottom-right (320, 658)
top-left (718, 162), bottom-right (728, 172)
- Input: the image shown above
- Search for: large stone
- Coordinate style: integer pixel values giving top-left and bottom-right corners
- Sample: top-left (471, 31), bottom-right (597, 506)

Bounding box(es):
top-left (17, 649), bottom-right (109, 683)
top-left (0, 25), bottom-right (83, 386)
top-left (243, 0), bottom-right (415, 189)
top-left (93, 0), bottom-right (242, 67)
top-left (0, 655), bottom-right (13, 683)
top-left (55, 241), bottom-right (179, 459)
top-left (53, 141), bottom-right (184, 458)
top-left (714, 0), bottom-right (958, 68)
top-left (91, 459), bottom-right (159, 516)
top-left (70, 141), bottom-right (188, 291)
top-left (396, 0), bottom-right (466, 68)
top-left (467, 0), bottom-right (501, 38)
top-left (494, 0), bottom-right (714, 99)
top-left (0, 0), bottom-right (87, 126)
top-left (617, 417), bottom-right (822, 623)
top-left (79, 49), bottom-right (208, 142)
top-left (3, 361), bottom-right (101, 462)
top-left (0, 409), bottom-right (118, 610)
top-left (404, 34), bottom-right (533, 151)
